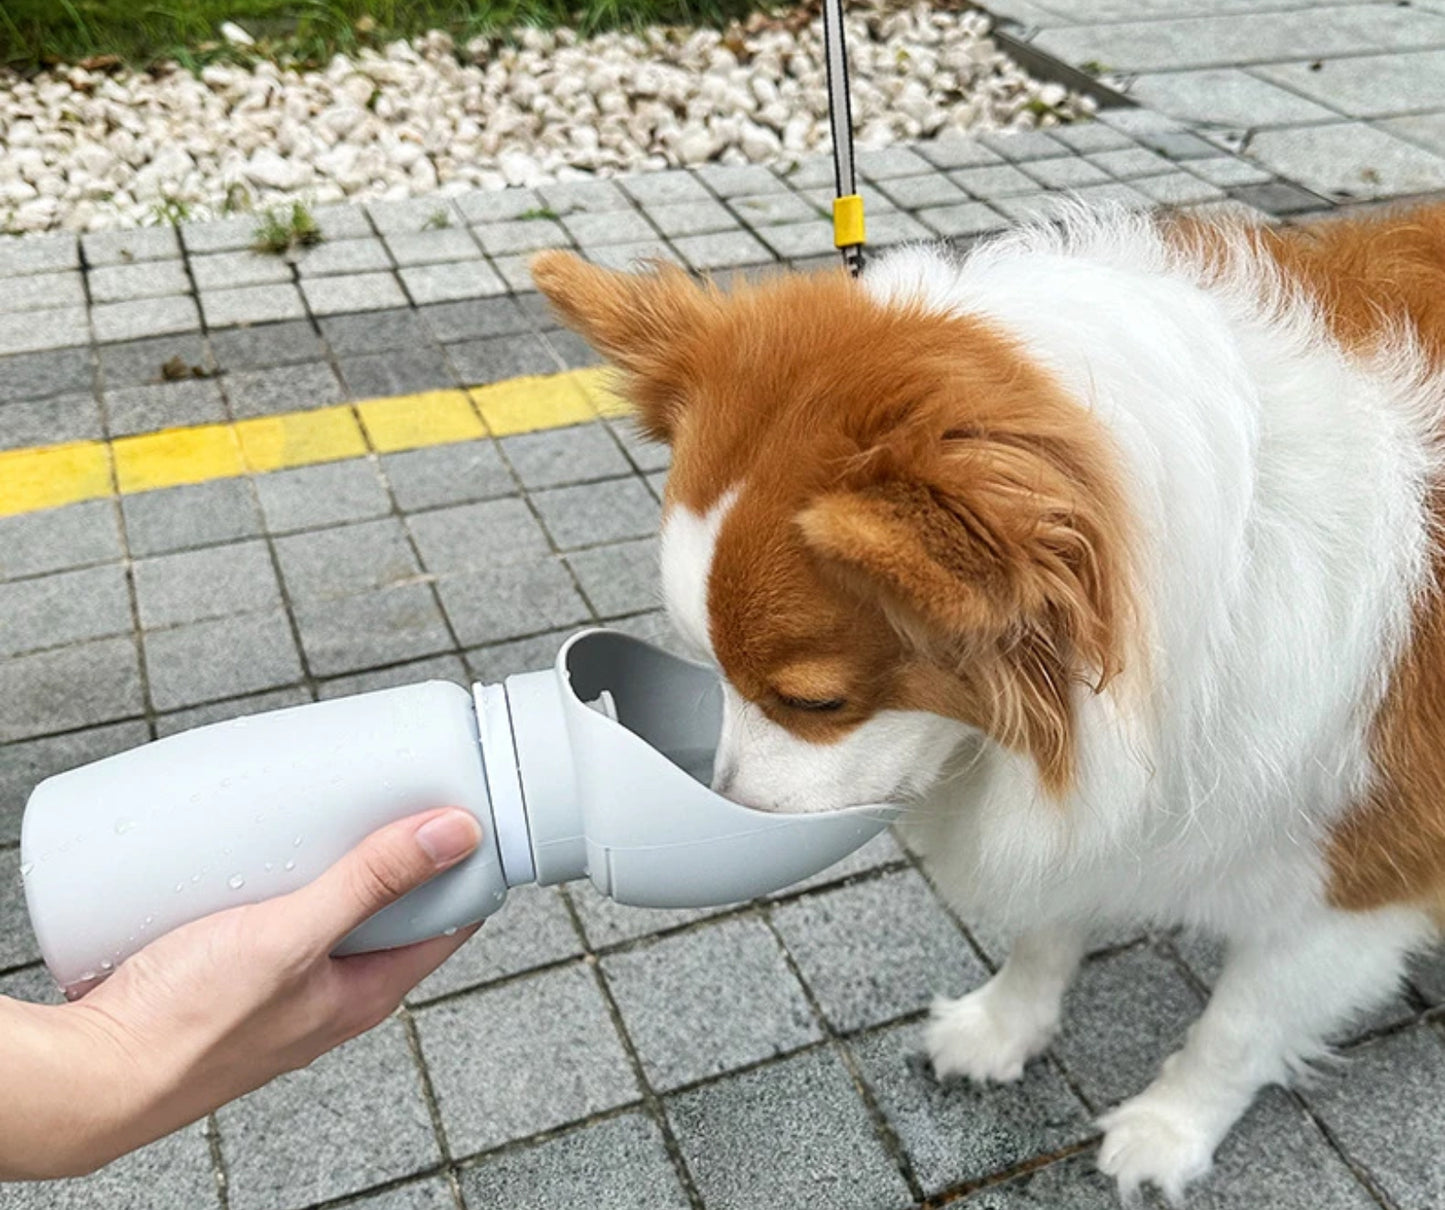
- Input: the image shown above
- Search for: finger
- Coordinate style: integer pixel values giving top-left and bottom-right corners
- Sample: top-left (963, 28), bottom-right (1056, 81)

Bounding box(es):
top-left (335, 922), bottom-right (483, 1015)
top-left (286, 808), bottom-right (482, 949)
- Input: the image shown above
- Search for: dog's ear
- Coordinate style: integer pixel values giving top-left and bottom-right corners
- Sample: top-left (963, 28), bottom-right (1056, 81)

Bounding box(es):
top-left (530, 251), bottom-right (711, 442)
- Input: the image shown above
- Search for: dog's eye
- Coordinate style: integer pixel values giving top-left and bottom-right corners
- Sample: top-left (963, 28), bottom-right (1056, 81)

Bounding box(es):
top-left (778, 695), bottom-right (847, 713)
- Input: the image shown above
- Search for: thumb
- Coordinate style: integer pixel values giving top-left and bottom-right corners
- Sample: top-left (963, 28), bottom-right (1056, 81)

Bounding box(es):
top-left (289, 808), bottom-right (482, 949)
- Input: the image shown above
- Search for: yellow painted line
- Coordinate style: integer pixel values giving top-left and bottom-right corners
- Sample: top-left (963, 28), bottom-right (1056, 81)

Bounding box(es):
top-left (0, 366), bottom-right (635, 520)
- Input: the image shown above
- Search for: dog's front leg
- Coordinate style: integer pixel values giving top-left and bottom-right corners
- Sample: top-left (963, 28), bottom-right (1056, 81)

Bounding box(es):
top-left (1097, 905), bottom-right (1432, 1203)
top-left (926, 923), bottom-right (1086, 1083)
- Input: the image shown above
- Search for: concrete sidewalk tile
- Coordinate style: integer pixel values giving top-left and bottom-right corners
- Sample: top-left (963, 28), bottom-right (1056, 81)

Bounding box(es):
top-left (98, 333), bottom-right (211, 387)
top-left (667, 1047), bottom-right (912, 1210)
top-left (866, 210), bottom-right (932, 247)
top-left (516, 290), bottom-right (559, 329)
top-left (1052, 945), bottom-right (1203, 1109)
top-left (1133, 172), bottom-right (1228, 205)
top-left (384, 226), bottom-right (481, 266)
top-left (950, 163), bottom-right (1043, 198)
top-left (0, 345), bottom-right (94, 402)
top-left (1304, 1027), bottom-right (1445, 1210)
top-left (770, 869), bottom-right (988, 1032)
top-left (849, 1020), bottom-right (1093, 1194)
top-left (155, 685), bottom-right (312, 737)
top-left (474, 218), bottom-right (571, 257)
top-left (1022, 156), bottom-right (1113, 189)
top-left (859, 145), bottom-right (940, 180)
top-left (604, 916), bottom-right (822, 1090)
top-left (122, 479), bottom-right (263, 556)
top-left (144, 609), bottom-right (302, 710)
top-left (437, 558), bottom-right (590, 646)
top-left (1087, 145), bottom-right (1177, 180)
top-left (409, 883), bottom-right (583, 1003)
top-left (0, 635), bottom-right (143, 743)
top-left (917, 202), bottom-right (1010, 239)
top-left (317, 652), bottom-right (466, 699)
top-left (218, 1017), bottom-right (440, 1210)
top-left (1130, 67), bottom-right (1338, 129)
top-left (674, 229), bottom-right (774, 271)
top-left (400, 259), bottom-right (507, 304)
top-left (83, 226), bottom-right (182, 266)
top-left (224, 361), bottom-right (343, 419)
top-left (0, 964), bottom-right (63, 1005)
top-left (446, 331), bottom-right (558, 385)
top-left (955, 1154), bottom-right (1117, 1208)
top-left (209, 320), bottom-right (324, 371)
top-left (979, 129), bottom-right (1069, 161)
top-left (0, 392), bottom-right (104, 450)
top-left (619, 170), bottom-right (712, 205)
top-left (189, 249), bottom-right (294, 291)
top-left (1136, 129), bottom-right (1226, 161)
top-left (531, 476), bottom-right (660, 550)
top-left (465, 627), bottom-right (572, 683)
top-left (275, 517), bottom-right (419, 602)
top-left (544, 328), bottom-right (602, 370)
top-left (729, 191), bottom-right (821, 226)
top-left (774, 154), bottom-right (840, 189)
top-left (256, 459), bottom-right (390, 533)
top-left (93, 296), bottom-right (199, 351)
top-left (460, 1113), bottom-right (690, 1210)
top-left (1230, 179), bottom-right (1334, 215)
top-left (0, 305), bottom-right (89, 355)
top-left (134, 539), bottom-right (279, 628)
top-left (89, 259), bottom-right (190, 303)
top-left (200, 283), bottom-right (306, 329)
top-left (1186, 156), bottom-right (1275, 188)
top-left (500, 422), bottom-right (630, 489)
top-left (181, 214), bottom-right (261, 254)
top-left (1259, 50), bottom-right (1445, 120)
top-left (696, 163), bottom-right (791, 197)
top-left (367, 197), bottom-right (463, 235)
top-left (302, 271), bottom-right (408, 315)
top-left (1408, 944), bottom-right (1445, 1003)
top-left (1250, 122), bottom-right (1445, 200)
top-left (645, 198), bottom-right (737, 237)
top-left (416, 962), bottom-right (641, 1155)
top-left (343, 1178), bottom-right (453, 1210)
top-left (608, 419), bottom-right (670, 473)
top-left (419, 295), bottom-right (532, 343)
top-left (993, 192), bottom-right (1077, 222)
top-left (320, 307), bottom-right (429, 355)
top-left (565, 879), bottom-right (728, 948)
top-left (1380, 112), bottom-right (1445, 158)
top-left (382, 438), bottom-right (513, 511)
top-left (541, 178), bottom-right (633, 214)
top-left (1069, 181), bottom-right (1153, 211)
top-left (0, 848), bottom-right (40, 967)
top-left (0, 501), bottom-right (120, 580)
top-left (562, 209), bottom-right (659, 246)
top-left (408, 496), bottom-right (549, 573)
top-left (104, 378), bottom-right (227, 436)
top-left (313, 204), bottom-right (375, 241)
top-left (1049, 123), bottom-right (1134, 154)
top-left (292, 583), bottom-right (452, 676)
top-left (875, 173), bottom-right (970, 209)
top-left (582, 239), bottom-right (683, 271)
top-left (456, 186), bottom-right (545, 224)
top-left (292, 237), bottom-right (392, 277)
top-left (801, 182), bottom-right (900, 214)
top-left (1, 1121), bottom-right (218, 1210)
top-left (0, 270), bottom-right (84, 314)
top-left (0, 232), bottom-right (78, 276)
top-left (490, 253), bottom-right (539, 293)
top-left (0, 563), bottom-right (130, 657)
top-left (340, 344), bottom-right (456, 397)
top-left (605, 609), bottom-right (682, 654)
top-left (916, 133), bottom-right (1007, 169)
top-left (567, 537), bottom-right (660, 618)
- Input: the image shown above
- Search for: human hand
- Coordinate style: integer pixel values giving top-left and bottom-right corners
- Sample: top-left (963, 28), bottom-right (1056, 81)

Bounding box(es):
top-left (0, 807), bottom-right (481, 1181)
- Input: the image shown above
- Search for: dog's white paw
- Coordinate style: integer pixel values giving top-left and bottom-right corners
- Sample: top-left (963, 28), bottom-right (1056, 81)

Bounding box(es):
top-left (925, 989), bottom-right (1055, 1084)
top-left (1097, 1092), bottom-right (1217, 1205)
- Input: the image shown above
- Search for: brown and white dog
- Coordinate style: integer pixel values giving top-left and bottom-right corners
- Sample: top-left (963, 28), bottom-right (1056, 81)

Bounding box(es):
top-left (531, 202), bottom-right (1445, 1201)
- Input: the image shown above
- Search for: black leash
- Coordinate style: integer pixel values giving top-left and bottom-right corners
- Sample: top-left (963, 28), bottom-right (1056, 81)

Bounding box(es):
top-left (821, 0), bottom-right (865, 276)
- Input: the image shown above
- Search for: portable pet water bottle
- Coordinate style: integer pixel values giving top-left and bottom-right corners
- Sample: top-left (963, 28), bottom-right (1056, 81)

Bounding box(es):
top-left (21, 629), bottom-right (895, 994)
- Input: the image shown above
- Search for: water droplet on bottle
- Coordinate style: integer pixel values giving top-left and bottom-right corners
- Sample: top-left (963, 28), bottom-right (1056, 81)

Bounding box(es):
top-left (292, 835), bottom-right (303, 847)
top-left (80, 970), bottom-right (96, 982)
top-left (189, 792), bottom-right (201, 805)
top-left (100, 959), bottom-right (113, 972)
top-left (19, 862), bottom-right (33, 878)
top-left (264, 862), bottom-right (273, 872)
top-left (175, 882), bottom-right (185, 893)
top-left (191, 873), bottom-right (202, 883)
top-left (64, 986), bottom-right (82, 1002)
top-left (283, 860), bottom-right (295, 872)
top-left (228, 874), bottom-right (245, 890)
top-left (143, 916), bottom-right (154, 926)
top-left (443, 927), bottom-right (458, 936)
top-left (114, 818), bottom-right (136, 835)
top-left (220, 777), bottom-right (232, 789)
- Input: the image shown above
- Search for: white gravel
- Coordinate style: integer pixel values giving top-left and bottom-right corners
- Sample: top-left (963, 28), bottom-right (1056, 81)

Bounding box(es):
top-left (0, 3), bottom-right (1095, 234)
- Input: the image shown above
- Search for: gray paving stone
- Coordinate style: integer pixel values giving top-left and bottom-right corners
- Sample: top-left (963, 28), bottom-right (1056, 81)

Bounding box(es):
top-left (1249, 122), bottom-right (1445, 200)
top-left (446, 330), bottom-right (558, 385)
top-left (1230, 179), bottom-right (1334, 215)
top-left (728, 190), bottom-right (823, 226)
top-left (1186, 155), bottom-right (1276, 188)
top-left (543, 327), bottom-right (603, 370)
top-left (399, 259), bottom-right (507, 304)
top-left (866, 210), bottom-right (934, 247)
top-left (251, 453), bottom-right (387, 538)
top-left (122, 479), bottom-right (263, 556)
top-left (490, 252), bottom-right (539, 292)
top-left (0, 269), bottom-right (85, 314)
top-left (437, 558), bottom-right (591, 647)
top-left (416, 962), bottom-right (641, 1155)
top-left (188, 249), bottom-right (294, 291)
top-left (104, 377), bottom-right (227, 436)
top-left (0, 718), bottom-right (149, 845)
top-left (291, 237), bottom-right (392, 277)
top-left (1133, 172), bottom-right (1229, 205)
top-left (275, 517), bottom-right (419, 602)
top-left (88, 259), bottom-right (190, 304)
top-left (562, 209), bottom-right (659, 246)
top-left (0, 232), bottom-right (78, 275)
top-left (667, 1046), bottom-right (913, 1210)
top-left (608, 418), bottom-right (671, 473)
top-left (155, 685), bottom-right (312, 736)
top-left (499, 422), bottom-right (629, 489)
top-left (82, 225), bottom-right (182, 266)
top-left (208, 319), bottom-right (323, 371)
top-left (0, 391), bottom-right (104, 450)
top-left (180, 214), bottom-right (261, 254)
top-left (531, 477), bottom-right (660, 550)
top-left (619, 169), bottom-right (712, 204)
top-left (200, 283), bottom-right (307, 328)
top-left (408, 496), bottom-right (550, 573)
top-left (515, 290), bottom-right (559, 329)
top-left (0, 845), bottom-right (39, 967)
top-left (134, 539), bottom-right (280, 628)
top-left (771, 868), bottom-right (987, 1032)
top-left (1053, 944), bottom-right (1203, 1109)
top-left (368, 197), bottom-right (464, 235)
top-left (0, 304), bottom-right (89, 355)
top-left (455, 186), bottom-right (545, 224)
top-left (1087, 145), bottom-right (1178, 180)
top-left (1021, 156), bottom-right (1115, 189)
top-left (951, 163), bottom-right (1045, 198)
top-left (341, 1177), bottom-right (453, 1210)
top-left (0, 635), bottom-right (143, 742)
top-left (1260, 50), bottom-right (1445, 120)
top-left (916, 133), bottom-right (1008, 168)
top-left (858, 145), bottom-right (939, 180)
top-left (645, 469), bottom-right (667, 499)
top-left (459, 1112), bottom-right (689, 1210)
top-left (0, 1121), bottom-right (218, 1210)
top-left (695, 163), bottom-right (791, 197)
top-left (1304, 1026), bottom-right (1445, 1210)
top-left (917, 201), bottom-right (1010, 239)
top-left (1407, 943), bottom-right (1445, 1003)
top-left (1136, 129), bottom-right (1228, 162)
top-left (1049, 123), bottom-right (1135, 154)
top-left (218, 1017), bottom-right (439, 1210)
top-left (849, 1020), bottom-right (1094, 1194)
top-left (316, 652), bottom-right (466, 700)
top-left (340, 344), bottom-right (456, 397)
top-left (0, 500), bottom-right (122, 578)
top-left (0, 962), bottom-right (62, 1004)
top-left (578, 238), bottom-right (684, 272)
top-left (418, 295), bottom-right (533, 343)
top-left (979, 129), bottom-right (1070, 161)
top-left (465, 627), bottom-right (572, 684)
top-left (541, 178), bottom-right (634, 214)
top-left (955, 1153), bottom-right (1117, 1208)
top-left (320, 307), bottom-right (430, 355)
top-left (753, 220), bottom-right (836, 260)
top-left (1067, 181), bottom-right (1154, 211)
top-left (567, 537), bottom-right (660, 618)
top-left (474, 217), bottom-right (572, 256)
top-left (381, 438), bottom-right (513, 510)
top-left (645, 198), bottom-right (738, 236)
top-left (384, 226), bottom-right (481, 266)
top-left (0, 345), bottom-right (93, 402)
top-left (312, 203), bottom-right (375, 241)
top-left (302, 271), bottom-right (408, 315)
top-left (672, 229), bottom-right (776, 271)
top-left (775, 153), bottom-right (844, 189)
top-left (144, 609), bottom-right (303, 711)
top-left (605, 916), bottom-right (822, 1089)
top-left (292, 582), bottom-right (453, 677)
top-left (97, 332), bottom-right (211, 388)
top-left (875, 173), bottom-right (971, 209)
top-left (409, 883), bottom-right (583, 1003)
top-left (1131, 66), bottom-right (1338, 129)
top-left (1380, 111), bottom-right (1445, 158)
top-left (223, 361), bottom-right (343, 418)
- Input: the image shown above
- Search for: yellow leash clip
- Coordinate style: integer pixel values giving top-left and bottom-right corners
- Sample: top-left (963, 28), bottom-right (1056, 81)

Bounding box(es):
top-left (832, 194), bottom-right (866, 250)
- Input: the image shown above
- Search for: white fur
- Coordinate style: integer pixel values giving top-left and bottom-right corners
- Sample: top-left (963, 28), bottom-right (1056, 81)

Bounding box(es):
top-left (660, 209), bottom-right (1445, 1201)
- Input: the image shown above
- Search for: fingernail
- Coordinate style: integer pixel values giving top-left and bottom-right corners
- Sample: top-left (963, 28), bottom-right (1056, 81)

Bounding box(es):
top-left (416, 811), bottom-right (481, 868)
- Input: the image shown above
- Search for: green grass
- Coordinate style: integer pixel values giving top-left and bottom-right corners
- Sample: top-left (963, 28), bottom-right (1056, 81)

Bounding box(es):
top-left (252, 201), bottom-right (323, 254)
top-left (0, 0), bottom-right (762, 72)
